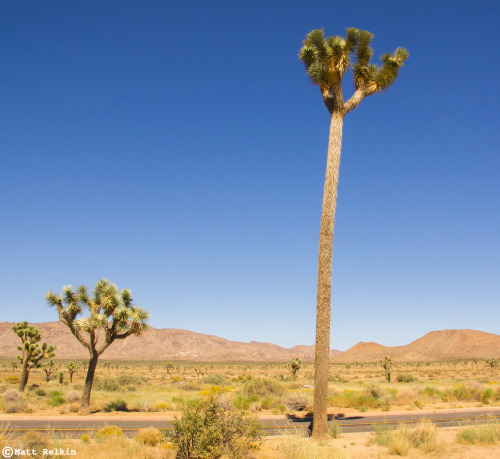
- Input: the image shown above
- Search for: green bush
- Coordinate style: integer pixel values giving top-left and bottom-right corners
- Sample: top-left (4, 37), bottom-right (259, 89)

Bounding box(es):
top-left (233, 395), bottom-right (259, 410)
top-left (397, 374), bottom-right (418, 383)
top-left (116, 374), bottom-right (146, 386)
top-left (179, 382), bottom-right (202, 391)
top-left (80, 434), bottom-right (91, 444)
top-left (135, 428), bottom-right (163, 446)
top-left (457, 420), bottom-right (500, 445)
top-left (170, 396), bottom-right (262, 459)
top-left (49, 390), bottom-right (62, 397)
top-left (95, 425), bottom-right (123, 443)
top-left (242, 378), bottom-right (284, 397)
top-left (202, 374), bottom-right (227, 385)
top-left (104, 399), bottom-right (128, 412)
top-left (5, 375), bottom-right (20, 385)
top-left (481, 388), bottom-right (495, 404)
top-left (93, 377), bottom-right (120, 392)
top-left (48, 395), bottom-right (66, 406)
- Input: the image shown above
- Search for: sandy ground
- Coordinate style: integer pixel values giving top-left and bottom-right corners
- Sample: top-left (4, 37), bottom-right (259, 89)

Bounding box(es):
top-left (261, 427), bottom-right (500, 458)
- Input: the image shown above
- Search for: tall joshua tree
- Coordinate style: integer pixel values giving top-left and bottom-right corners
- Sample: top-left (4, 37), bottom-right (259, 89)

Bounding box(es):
top-left (299, 28), bottom-right (408, 438)
top-left (12, 322), bottom-right (56, 392)
top-left (46, 279), bottom-right (150, 414)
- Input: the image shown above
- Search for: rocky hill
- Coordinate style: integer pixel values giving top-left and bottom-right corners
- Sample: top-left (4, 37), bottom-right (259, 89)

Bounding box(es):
top-left (0, 321), bottom-right (340, 361)
top-left (2, 322), bottom-right (497, 362)
top-left (332, 329), bottom-right (500, 362)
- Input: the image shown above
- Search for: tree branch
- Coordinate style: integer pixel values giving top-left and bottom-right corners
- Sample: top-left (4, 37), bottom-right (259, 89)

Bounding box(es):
top-left (343, 88), bottom-right (366, 114)
top-left (60, 316), bottom-right (91, 350)
top-left (322, 90), bottom-right (334, 115)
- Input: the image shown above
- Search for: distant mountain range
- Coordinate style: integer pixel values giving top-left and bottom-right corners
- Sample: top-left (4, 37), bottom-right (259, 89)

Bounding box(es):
top-left (0, 322), bottom-right (498, 362)
top-left (0, 321), bottom-right (339, 361)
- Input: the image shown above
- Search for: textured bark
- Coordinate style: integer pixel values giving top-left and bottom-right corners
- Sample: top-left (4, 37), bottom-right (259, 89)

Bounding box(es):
top-left (18, 360), bottom-right (29, 392)
top-left (312, 111), bottom-right (344, 438)
top-left (79, 351), bottom-right (98, 415)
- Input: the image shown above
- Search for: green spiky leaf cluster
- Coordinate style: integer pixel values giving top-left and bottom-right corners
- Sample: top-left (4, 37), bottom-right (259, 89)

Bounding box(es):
top-left (46, 279), bottom-right (150, 355)
top-left (12, 322), bottom-right (56, 370)
top-left (299, 27), bottom-right (409, 108)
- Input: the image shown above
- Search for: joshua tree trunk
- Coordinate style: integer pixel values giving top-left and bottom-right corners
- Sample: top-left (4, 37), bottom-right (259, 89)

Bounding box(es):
top-left (18, 360), bottom-right (30, 392)
top-left (80, 351), bottom-right (99, 415)
top-left (313, 111), bottom-right (344, 438)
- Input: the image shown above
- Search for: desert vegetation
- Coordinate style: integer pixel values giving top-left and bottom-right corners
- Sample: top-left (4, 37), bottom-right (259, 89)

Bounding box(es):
top-left (1, 358), bottom-right (499, 416)
top-left (45, 279), bottom-right (150, 414)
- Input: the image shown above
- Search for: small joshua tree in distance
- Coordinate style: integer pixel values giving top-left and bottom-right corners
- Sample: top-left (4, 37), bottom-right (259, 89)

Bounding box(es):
top-left (285, 357), bottom-right (302, 379)
top-left (379, 356), bottom-right (394, 382)
top-left (485, 358), bottom-right (498, 375)
top-left (42, 360), bottom-right (56, 382)
top-left (12, 322), bottom-right (56, 392)
top-left (66, 361), bottom-right (80, 383)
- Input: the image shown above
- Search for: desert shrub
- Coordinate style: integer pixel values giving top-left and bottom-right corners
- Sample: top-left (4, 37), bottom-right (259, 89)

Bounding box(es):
top-left (94, 377), bottom-right (120, 392)
top-left (170, 396), bottom-right (262, 459)
top-left (135, 427), bottom-right (163, 446)
top-left (242, 378), bottom-right (284, 397)
top-left (95, 425), bottom-right (123, 443)
top-left (116, 373), bottom-right (146, 386)
top-left (440, 384), bottom-right (480, 402)
top-left (273, 403), bottom-right (286, 414)
top-left (73, 383), bottom-right (83, 390)
top-left (285, 394), bottom-right (310, 411)
top-left (419, 386), bottom-right (439, 400)
top-left (0, 385), bottom-right (6, 394)
top-left (5, 375), bottom-right (20, 385)
top-left (3, 389), bottom-right (23, 413)
top-left (276, 436), bottom-right (344, 458)
top-left (481, 388), bottom-right (495, 404)
top-left (104, 399), bottom-right (128, 412)
top-left (65, 390), bottom-right (80, 402)
top-left (261, 396), bottom-right (273, 410)
top-left (372, 421), bottom-right (439, 455)
top-left (233, 395), bottom-right (259, 410)
top-left (366, 384), bottom-right (384, 399)
top-left (154, 402), bottom-right (170, 411)
top-left (202, 374), bottom-right (227, 385)
top-left (457, 419), bottom-right (500, 444)
top-left (179, 381), bottom-right (202, 391)
top-left (172, 396), bottom-right (186, 409)
top-left (34, 388), bottom-right (47, 397)
top-left (80, 433), bottom-right (91, 444)
top-left (328, 389), bottom-right (379, 409)
top-left (48, 395), bottom-right (66, 406)
top-left (3, 389), bottom-right (21, 402)
top-left (49, 390), bottom-right (62, 397)
top-left (397, 374), bottom-right (418, 383)
top-left (328, 373), bottom-right (347, 383)
top-left (69, 403), bottom-right (80, 412)
top-left (329, 418), bottom-right (343, 439)
top-left (20, 431), bottom-right (50, 452)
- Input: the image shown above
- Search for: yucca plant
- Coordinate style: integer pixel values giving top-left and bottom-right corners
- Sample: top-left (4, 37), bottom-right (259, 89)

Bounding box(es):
top-left (46, 279), bottom-right (150, 414)
top-left (12, 322), bottom-right (56, 392)
top-left (299, 28), bottom-right (408, 438)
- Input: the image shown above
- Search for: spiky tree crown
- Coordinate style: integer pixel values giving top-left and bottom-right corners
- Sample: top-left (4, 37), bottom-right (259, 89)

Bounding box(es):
top-left (299, 28), bottom-right (408, 114)
top-left (12, 322), bottom-right (56, 368)
top-left (46, 279), bottom-right (150, 355)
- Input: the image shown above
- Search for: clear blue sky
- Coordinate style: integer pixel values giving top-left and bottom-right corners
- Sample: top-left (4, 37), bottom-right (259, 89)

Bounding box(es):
top-left (1, 0), bottom-right (499, 351)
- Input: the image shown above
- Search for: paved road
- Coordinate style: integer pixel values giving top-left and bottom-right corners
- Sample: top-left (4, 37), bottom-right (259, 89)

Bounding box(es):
top-left (2, 409), bottom-right (500, 437)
